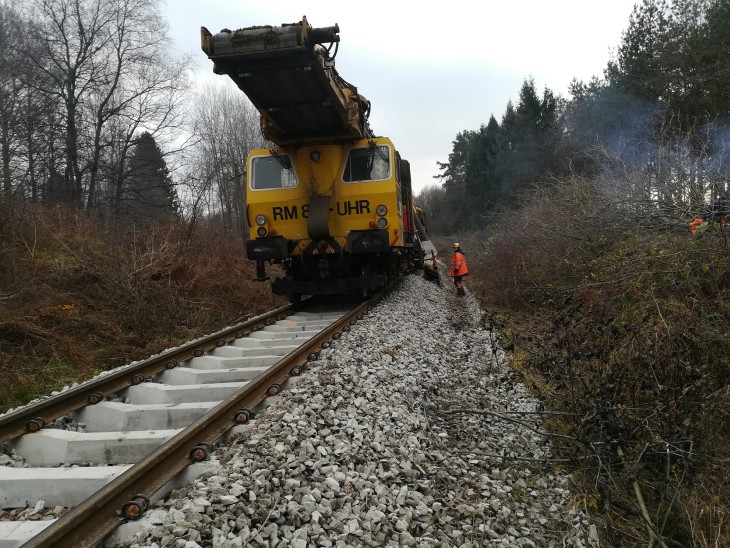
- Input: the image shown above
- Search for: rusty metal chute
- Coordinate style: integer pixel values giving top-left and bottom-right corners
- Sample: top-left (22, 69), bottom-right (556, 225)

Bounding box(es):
top-left (200, 16), bottom-right (372, 145)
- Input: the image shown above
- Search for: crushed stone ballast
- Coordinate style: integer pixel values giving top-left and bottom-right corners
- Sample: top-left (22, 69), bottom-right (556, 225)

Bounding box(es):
top-left (109, 274), bottom-right (599, 548)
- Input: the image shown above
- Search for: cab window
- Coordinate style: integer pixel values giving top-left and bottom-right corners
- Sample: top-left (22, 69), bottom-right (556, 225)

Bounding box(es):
top-left (343, 145), bottom-right (390, 182)
top-left (250, 155), bottom-right (298, 190)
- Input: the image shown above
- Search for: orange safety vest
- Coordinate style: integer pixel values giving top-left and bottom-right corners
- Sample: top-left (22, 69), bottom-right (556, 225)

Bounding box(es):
top-left (690, 217), bottom-right (703, 234)
top-left (451, 251), bottom-right (468, 277)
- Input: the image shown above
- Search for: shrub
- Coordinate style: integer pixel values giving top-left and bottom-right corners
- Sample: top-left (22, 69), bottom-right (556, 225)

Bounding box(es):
top-left (465, 177), bottom-right (730, 546)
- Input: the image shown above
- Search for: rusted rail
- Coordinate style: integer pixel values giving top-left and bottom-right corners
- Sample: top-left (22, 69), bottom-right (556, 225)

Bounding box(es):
top-left (21, 292), bottom-right (383, 548)
top-left (0, 305), bottom-right (293, 443)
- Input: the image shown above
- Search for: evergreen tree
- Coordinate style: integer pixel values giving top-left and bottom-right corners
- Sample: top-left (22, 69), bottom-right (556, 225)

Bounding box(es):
top-left (702, 0), bottom-right (730, 116)
top-left (118, 132), bottom-right (178, 224)
top-left (499, 78), bottom-right (560, 199)
top-left (429, 0), bottom-right (730, 236)
top-left (435, 130), bottom-right (474, 228)
top-left (606, 0), bottom-right (671, 102)
top-left (607, 0), bottom-right (730, 140)
top-left (434, 79), bottom-right (561, 228)
top-left (464, 116), bottom-right (502, 216)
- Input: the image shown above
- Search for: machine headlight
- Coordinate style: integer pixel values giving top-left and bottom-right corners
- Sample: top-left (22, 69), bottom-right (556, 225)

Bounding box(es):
top-left (256, 227), bottom-right (268, 237)
top-left (376, 204), bottom-right (388, 216)
top-left (255, 214), bottom-right (267, 226)
top-left (376, 217), bottom-right (388, 229)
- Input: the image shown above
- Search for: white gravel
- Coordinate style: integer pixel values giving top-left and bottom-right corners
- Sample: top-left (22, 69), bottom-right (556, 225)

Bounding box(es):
top-left (114, 273), bottom-right (598, 548)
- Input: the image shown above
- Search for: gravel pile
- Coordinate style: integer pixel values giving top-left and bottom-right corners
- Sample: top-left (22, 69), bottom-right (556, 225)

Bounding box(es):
top-left (115, 273), bottom-right (598, 548)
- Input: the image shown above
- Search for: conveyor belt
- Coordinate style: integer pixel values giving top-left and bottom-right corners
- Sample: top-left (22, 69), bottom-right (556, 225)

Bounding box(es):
top-left (200, 17), bottom-right (371, 145)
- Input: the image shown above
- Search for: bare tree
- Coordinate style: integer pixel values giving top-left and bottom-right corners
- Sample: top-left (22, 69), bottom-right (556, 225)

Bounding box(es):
top-left (86, 0), bottom-right (191, 210)
top-left (186, 82), bottom-right (267, 236)
top-left (0, 4), bottom-right (33, 201)
top-left (12, 0), bottom-right (190, 208)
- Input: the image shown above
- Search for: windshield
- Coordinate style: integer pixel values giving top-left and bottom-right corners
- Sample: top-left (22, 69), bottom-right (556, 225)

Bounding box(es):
top-left (250, 155), bottom-right (298, 190)
top-left (343, 145), bottom-right (390, 182)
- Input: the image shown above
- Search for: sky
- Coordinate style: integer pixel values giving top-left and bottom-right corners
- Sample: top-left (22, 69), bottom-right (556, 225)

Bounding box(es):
top-left (165, 0), bottom-right (639, 193)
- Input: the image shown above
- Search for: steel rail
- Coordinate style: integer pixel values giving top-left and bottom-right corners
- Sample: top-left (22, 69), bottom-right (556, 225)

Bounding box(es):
top-left (0, 304), bottom-right (293, 443)
top-left (21, 292), bottom-right (382, 548)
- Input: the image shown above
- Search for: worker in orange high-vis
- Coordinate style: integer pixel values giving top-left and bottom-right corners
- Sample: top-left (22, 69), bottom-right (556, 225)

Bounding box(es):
top-left (451, 242), bottom-right (469, 296)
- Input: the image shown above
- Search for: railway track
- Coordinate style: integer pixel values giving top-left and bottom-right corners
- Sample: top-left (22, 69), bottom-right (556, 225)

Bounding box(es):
top-left (0, 293), bottom-right (385, 548)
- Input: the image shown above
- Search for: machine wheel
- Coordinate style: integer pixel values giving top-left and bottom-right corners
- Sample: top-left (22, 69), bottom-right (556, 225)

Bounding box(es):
top-left (289, 293), bottom-right (302, 308)
top-left (413, 241), bottom-right (424, 269)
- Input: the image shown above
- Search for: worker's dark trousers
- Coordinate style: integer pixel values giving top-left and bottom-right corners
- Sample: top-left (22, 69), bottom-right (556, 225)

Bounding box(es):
top-left (453, 276), bottom-right (466, 296)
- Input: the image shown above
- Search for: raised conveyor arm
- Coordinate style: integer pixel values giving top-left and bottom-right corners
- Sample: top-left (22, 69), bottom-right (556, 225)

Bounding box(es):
top-left (200, 17), bottom-right (372, 145)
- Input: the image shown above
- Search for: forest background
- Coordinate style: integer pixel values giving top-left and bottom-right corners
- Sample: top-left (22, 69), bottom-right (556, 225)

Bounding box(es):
top-left (1, 0), bottom-right (729, 546)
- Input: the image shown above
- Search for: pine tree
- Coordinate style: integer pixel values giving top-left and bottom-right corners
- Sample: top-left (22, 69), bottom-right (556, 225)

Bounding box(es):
top-left (499, 79), bottom-right (560, 197)
top-left (702, 0), bottom-right (730, 116)
top-left (118, 132), bottom-right (178, 224)
top-left (606, 0), bottom-right (671, 102)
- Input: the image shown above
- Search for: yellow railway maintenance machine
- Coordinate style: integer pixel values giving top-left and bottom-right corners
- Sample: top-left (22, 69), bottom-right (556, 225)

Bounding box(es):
top-left (201, 17), bottom-right (432, 302)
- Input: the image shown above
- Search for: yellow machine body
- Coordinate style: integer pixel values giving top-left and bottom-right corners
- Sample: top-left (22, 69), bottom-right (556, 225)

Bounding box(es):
top-left (245, 137), bottom-right (420, 299)
top-left (247, 138), bottom-right (405, 254)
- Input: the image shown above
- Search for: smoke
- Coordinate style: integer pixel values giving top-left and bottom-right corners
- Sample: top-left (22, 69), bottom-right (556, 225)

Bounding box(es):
top-left (566, 87), bottom-right (730, 222)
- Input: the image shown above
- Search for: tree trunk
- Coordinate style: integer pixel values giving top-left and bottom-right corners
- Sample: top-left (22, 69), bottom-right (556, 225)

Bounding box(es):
top-left (26, 94), bottom-right (36, 202)
top-left (65, 91), bottom-right (78, 204)
top-left (2, 114), bottom-right (10, 200)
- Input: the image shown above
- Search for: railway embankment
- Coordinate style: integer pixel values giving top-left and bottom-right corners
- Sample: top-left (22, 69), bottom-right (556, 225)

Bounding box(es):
top-left (112, 274), bottom-right (597, 548)
top-left (0, 205), bottom-right (283, 412)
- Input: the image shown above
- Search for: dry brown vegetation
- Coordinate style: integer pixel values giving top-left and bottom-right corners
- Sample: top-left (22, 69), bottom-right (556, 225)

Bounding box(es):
top-left (0, 203), bottom-right (283, 410)
top-left (445, 177), bottom-right (729, 547)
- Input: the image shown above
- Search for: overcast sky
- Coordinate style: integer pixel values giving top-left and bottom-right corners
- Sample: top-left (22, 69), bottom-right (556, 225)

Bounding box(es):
top-left (165, 0), bottom-right (638, 192)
